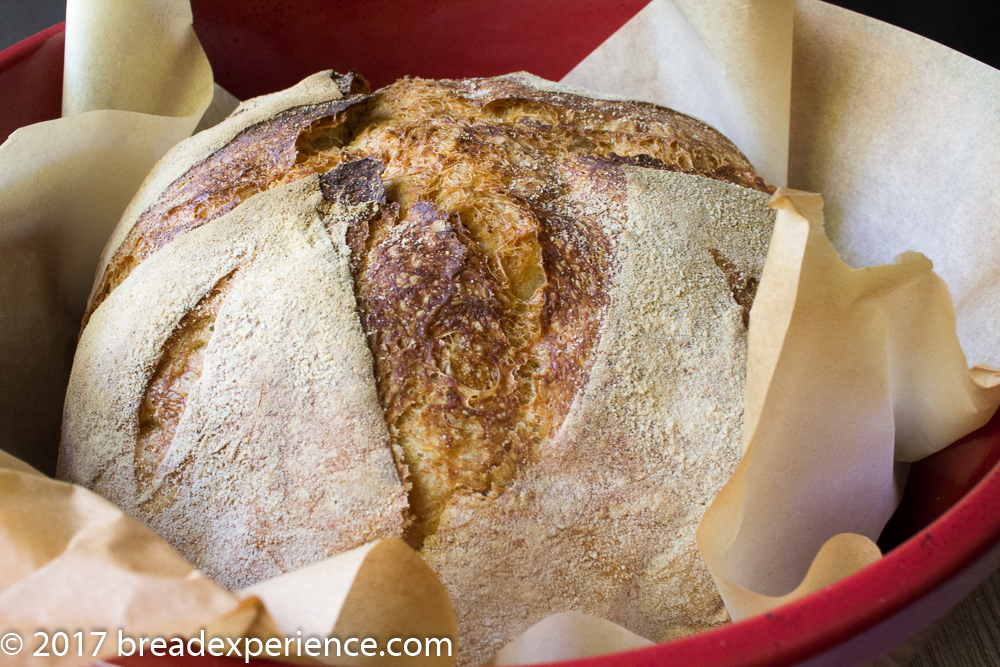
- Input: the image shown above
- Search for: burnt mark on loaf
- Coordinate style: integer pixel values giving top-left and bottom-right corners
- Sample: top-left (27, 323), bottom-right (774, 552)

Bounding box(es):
top-left (319, 158), bottom-right (386, 207)
top-left (330, 70), bottom-right (372, 97)
top-left (603, 152), bottom-right (673, 171)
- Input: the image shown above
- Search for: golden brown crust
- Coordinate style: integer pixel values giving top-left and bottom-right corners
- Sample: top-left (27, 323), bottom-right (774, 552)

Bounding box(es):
top-left (63, 72), bottom-right (776, 660)
top-left (85, 95), bottom-right (372, 327)
top-left (89, 74), bottom-right (768, 321)
top-left (87, 73), bottom-right (767, 542)
top-left (423, 169), bottom-right (775, 663)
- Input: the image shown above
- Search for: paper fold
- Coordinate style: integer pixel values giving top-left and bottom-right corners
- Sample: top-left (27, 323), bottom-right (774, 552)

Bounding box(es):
top-left (0, 451), bottom-right (456, 667)
top-left (489, 613), bottom-right (653, 666)
top-left (0, 454), bottom-right (248, 666)
top-left (63, 0), bottom-right (212, 117)
top-left (243, 539), bottom-right (458, 667)
top-left (0, 0), bottom-right (215, 473)
top-left (696, 189), bottom-right (1000, 618)
top-left (789, 0), bottom-right (1000, 369)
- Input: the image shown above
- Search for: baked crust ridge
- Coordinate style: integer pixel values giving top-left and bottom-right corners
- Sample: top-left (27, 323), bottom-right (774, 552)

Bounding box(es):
top-left (61, 72), bottom-right (776, 664)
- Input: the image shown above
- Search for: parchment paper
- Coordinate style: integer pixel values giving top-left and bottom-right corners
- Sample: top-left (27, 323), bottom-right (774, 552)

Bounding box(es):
top-left (244, 539), bottom-right (459, 667)
top-left (0, 450), bottom-right (263, 667)
top-left (698, 189), bottom-right (1000, 616)
top-left (562, 0), bottom-right (793, 187)
top-left (488, 613), bottom-right (653, 666)
top-left (789, 0), bottom-right (1000, 370)
top-left (2, 0), bottom-right (1000, 664)
top-left (0, 0), bottom-right (219, 472)
top-left (565, 0), bottom-right (1000, 366)
top-left (0, 446), bottom-right (454, 667)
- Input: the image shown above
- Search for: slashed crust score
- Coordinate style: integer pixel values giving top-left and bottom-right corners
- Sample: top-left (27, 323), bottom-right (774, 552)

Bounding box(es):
top-left (61, 71), bottom-right (774, 664)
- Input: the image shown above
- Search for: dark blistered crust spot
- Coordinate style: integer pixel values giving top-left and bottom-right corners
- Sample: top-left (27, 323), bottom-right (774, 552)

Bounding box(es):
top-left (330, 70), bottom-right (372, 97)
top-left (604, 152), bottom-right (673, 170)
top-left (321, 158), bottom-right (394, 317)
top-left (319, 158), bottom-right (386, 207)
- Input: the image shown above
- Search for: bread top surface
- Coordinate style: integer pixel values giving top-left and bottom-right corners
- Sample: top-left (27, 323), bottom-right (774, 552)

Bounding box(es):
top-left (87, 72), bottom-right (767, 323)
top-left (61, 175), bottom-right (410, 587)
top-left (63, 71), bottom-right (775, 661)
top-left (426, 168), bottom-right (774, 663)
top-left (80, 70), bottom-right (768, 545)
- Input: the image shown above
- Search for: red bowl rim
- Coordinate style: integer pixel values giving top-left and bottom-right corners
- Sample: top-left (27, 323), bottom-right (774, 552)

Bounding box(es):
top-left (2, 21), bottom-right (999, 667)
top-left (0, 21), bottom-right (65, 74)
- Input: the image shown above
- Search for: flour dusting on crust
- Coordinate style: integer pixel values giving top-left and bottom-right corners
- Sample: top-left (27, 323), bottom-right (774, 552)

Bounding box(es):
top-left (421, 170), bottom-right (774, 664)
top-left (60, 72), bottom-right (776, 662)
top-left (61, 176), bottom-right (407, 588)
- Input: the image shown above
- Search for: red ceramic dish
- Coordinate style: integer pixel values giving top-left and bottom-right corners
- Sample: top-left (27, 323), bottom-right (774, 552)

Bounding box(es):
top-left (3, 3), bottom-right (999, 665)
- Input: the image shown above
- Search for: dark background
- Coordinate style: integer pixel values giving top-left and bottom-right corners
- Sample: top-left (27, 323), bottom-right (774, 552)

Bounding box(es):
top-left (827, 0), bottom-right (999, 70)
top-left (0, 0), bottom-right (65, 51)
top-left (1, 0), bottom-right (998, 71)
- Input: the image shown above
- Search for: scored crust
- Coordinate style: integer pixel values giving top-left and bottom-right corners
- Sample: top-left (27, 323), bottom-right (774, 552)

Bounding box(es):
top-left (60, 71), bottom-right (775, 663)
top-left (61, 175), bottom-right (409, 587)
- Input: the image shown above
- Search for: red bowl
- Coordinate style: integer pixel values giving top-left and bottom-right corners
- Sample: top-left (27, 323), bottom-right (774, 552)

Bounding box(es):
top-left (3, 3), bottom-right (999, 665)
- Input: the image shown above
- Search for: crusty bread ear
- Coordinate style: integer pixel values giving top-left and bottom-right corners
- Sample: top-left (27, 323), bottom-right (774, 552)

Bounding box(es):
top-left (84, 70), bottom-right (363, 325)
top-left (62, 72), bottom-right (775, 665)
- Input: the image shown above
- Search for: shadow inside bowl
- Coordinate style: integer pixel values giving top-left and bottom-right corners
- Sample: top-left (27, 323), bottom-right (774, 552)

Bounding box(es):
top-left (880, 407), bottom-right (1000, 553)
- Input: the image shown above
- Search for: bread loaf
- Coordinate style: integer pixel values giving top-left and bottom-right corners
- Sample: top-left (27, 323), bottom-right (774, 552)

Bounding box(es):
top-left (59, 71), bottom-right (775, 664)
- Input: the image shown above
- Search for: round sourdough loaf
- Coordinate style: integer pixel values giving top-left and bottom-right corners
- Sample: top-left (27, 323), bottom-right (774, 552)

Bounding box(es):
top-left (59, 71), bottom-right (775, 664)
